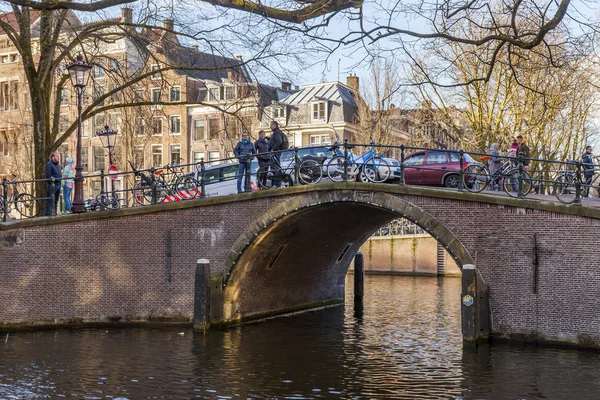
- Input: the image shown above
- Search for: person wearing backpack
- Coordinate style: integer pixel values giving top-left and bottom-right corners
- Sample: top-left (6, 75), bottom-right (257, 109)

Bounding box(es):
top-left (268, 120), bottom-right (288, 163)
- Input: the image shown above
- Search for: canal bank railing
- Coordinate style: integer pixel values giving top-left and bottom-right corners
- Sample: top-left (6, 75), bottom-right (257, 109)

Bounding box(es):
top-left (2, 141), bottom-right (599, 221)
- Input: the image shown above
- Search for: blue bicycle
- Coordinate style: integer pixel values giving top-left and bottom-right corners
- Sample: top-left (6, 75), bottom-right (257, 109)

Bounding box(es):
top-left (326, 141), bottom-right (391, 183)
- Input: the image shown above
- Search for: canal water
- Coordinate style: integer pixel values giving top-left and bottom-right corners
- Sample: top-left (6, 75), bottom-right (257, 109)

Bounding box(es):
top-left (2, 275), bottom-right (600, 399)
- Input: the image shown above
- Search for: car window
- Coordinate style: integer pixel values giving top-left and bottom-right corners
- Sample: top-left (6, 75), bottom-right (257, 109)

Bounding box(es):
top-left (426, 151), bottom-right (448, 164)
top-left (221, 165), bottom-right (238, 181)
top-left (404, 153), bottom-right (425, 166)
top-left (204, 169), bottom-right (221, 184)
top-left (449, 152), bottom-right (475, 164)
top-left (280, 150), bottom-right (294, 162)
top-left (449, 152), bottom-right (459, 162)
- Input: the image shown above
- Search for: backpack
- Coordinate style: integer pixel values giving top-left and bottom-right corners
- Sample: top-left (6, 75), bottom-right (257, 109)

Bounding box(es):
top-left (279, 131), bottom-right (289, 150)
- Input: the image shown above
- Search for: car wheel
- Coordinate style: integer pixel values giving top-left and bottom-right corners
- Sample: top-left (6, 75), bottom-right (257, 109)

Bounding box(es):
top-left (444, 174), bottom-right (459, 188)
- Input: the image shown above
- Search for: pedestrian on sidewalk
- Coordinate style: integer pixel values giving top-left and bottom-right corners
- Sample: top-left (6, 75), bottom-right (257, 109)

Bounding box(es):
top-left (255, 130), bottom-right (270, 188)
top-left (62, 157), bottom-right (75, 212)
top-left (45, 152), bottom-right (62, 216)
top-left (234, 132), bottom-right (256, 193)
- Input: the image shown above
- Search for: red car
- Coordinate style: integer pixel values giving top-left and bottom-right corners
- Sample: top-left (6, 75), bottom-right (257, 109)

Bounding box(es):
top-left (402, 150), bottom-right (475, 187)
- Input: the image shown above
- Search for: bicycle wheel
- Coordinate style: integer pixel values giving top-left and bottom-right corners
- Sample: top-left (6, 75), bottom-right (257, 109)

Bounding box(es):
top-left (298, 159), bottom-right (322, 185)
top-left (14, 193), bottom-right (36, 218)
top-left (503, 169), bottom-right (533, 198)
top-left (96, 194), bottom-right (120, 210)
top-left (362, 158), bottom-right (391, 183)
top-left (176, 176), bottom-right (200, 198)
top-left (327, 156), bottom-right (347, 182)
top-left (553, 173), bottom-right (577, 204)
top-left (463, 164), bottom-right (489, 193)
top-left (256, 164), bottom-right (272, 189)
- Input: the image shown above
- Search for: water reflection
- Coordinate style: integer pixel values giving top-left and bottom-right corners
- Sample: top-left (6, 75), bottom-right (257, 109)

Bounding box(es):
top-left (1, 276), bottom-right (599, 399)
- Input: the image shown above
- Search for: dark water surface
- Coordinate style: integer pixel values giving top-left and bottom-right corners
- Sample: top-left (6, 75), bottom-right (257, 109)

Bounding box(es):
top-left (2, 275), bottom-right (600, 399)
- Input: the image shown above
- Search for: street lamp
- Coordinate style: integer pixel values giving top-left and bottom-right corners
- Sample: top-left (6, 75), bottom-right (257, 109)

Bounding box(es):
top-left (96, 125), bottom-right (118, 196)
top-left (66, 54), bottom-right (92, 213)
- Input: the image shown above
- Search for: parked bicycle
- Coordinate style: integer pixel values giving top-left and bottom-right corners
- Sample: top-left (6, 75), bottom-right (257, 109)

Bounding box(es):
top-left (0, 174), bottom-right (36, 219)
top-left (326, 141), bottom-right (391, 183)
top-left (129, 161), bottom-right (168, 205)
top-left (553, 161), bottom-right (599, 204)
top-left (463, 153), bottom-right (533, 198)
top-left (256, 155), bottom-right (294, 190)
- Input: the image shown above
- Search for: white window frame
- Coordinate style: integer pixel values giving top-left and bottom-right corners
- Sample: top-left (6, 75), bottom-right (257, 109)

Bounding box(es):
top-left (170, 86), bottom-right (181, 102)
top-left (108, 112), bottom-right (122, 134)
top-left (150, 88), bottom-right (162, 109)
top-left (311, 101), bottom-right (327, 121)
top-left (193, 119), bottom-right (205, 141)
top-left (208, 87), bottom-right (220, 102)
top-left (134, 117), bottom-right (144, 136)
top-left (225, 86), bottom-right (235, 101)
top-left (193, 151), bottom-right (205, 164)
top-left (309, 134), bottom-right (331, 146)
top-left (93, 60), bottom-right (105, 80)
top-left (60, 87), bottom-right (69, 106)
top-left (208, 151), bottom-right (221, 165)
top-left (93, 145), bottom-right (106, 171)
top-left (169, 144), bottom-right (181, 164)
top-left (133, 89), bottom-right (144, 102)
top-left (151, 117), bottom-right (162, 136)
top-left (272, 106), bottom-right (285, 119)
top-left (168, 115), bottom-right (181, 136)
top-left (150, 64), bottom-right (160, 80)
top-left (151, 144), bottom-right (162, 167)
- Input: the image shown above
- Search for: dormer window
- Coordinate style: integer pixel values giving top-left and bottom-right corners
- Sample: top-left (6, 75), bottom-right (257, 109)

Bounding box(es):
top-left (272, 106), bottom-right (285, 119)
top-left (208, 87), bottom-right (220, 101)
top-left (312, 101), bottom-right (326, 121)
top-left (225, 86), bottom-right (235, 100)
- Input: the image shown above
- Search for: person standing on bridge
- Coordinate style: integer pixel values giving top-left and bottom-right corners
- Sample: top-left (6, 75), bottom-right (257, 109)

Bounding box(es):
top-left (255, 130), bottom-right (270, 188)
top-left (62, 156), bottom-right (75, 213)
top-left (488, 143), bottom-right (502, 190)
top-left (45, 152), bottom-right (62, 216)
top-left (234, 132), bottom-right (256, 193)
top-left (582, 145), bottom-right (595, 197)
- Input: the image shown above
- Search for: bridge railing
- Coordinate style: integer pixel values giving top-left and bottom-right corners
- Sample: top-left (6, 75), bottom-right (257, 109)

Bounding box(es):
top-left (2, 142), bottom-right (599, 221)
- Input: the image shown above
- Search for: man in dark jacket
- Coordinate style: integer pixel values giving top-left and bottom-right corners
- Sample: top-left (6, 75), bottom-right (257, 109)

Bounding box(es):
top-left (516, 135), bottom-right (531, 168)
top-left (254, 130), bottom-right (270, 188)
top-left (582, 145), bottom-right (595, 197)
top-left (45, 152), bottom-right (62, 215)
top-left (268, 121), bottom-right (285, 162)
top-left (234, 132), bottom-right (256, 193)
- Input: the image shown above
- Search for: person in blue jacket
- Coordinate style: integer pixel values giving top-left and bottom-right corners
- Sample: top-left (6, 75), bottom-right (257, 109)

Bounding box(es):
top-left (234, 132), bottom-right (256, 193)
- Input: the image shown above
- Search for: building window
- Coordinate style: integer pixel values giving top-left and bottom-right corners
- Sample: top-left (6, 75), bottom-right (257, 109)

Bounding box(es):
top-left (93, 146), bottom-right (105, 171)
top-left (59, 113), bottom-right (69, 133)
top-left (93, 60), bottom-right (104, 79)
top-left (151, 144), bottom-right (162, 167)
top-left (108, 113), bottom-right (122, 132)
top-left (312, 102), bottom-right (326, 120)
top-left (208, 87), bottom-right (220, 101)
top-left (82, 120), bottom-right (88, 138)
top-left (170, 86), bottom-right (181, 102)
top-left (0, 81), bottom-right (18, 111)
top-left (208, 151), bottom-right (220, 165)
top-left (208, 119), bottom-right (219, 140)
top-left (151, 88), bottom-right (161, 109)
top-left (272, 106), bottom-right (285, 119)
top-left (134, 117), bottom-right (144, 136)
top-left (93, 114), bottom-right (105, 134)
top-left (309, 134), bottom-right (331, 146)
top-left (93, 85), bottom-right (104, 106)
top-left (169, 115), bottom-right (181, 135)
top-left (108, 83), bottom-right (120, 104)
top-left (193, 152), bottom-right (205, 164)
top-left (170, 144), bottom-right (181, 164)
top-left (81, 146), bottom-right (88, 172)
top-left (10, 54), bottom-right (18, 62)
top-left (0, 131), bottom-right (8, 156)
top-left (152, 117), bottom-right (162, 136)
top-left (193, 120), bottom-right (205, 141)
top-left (60, 87), bottom-right (69, 106)
top-left (150, 64), bottom-right (160, 80)
top-left (109, 58), bottom-right (121, 73)
top-left (134, 145), bottom-right (144, 168)
top-left (133, 89), bottom-right (144, 102)
top-left (225, 86), bottom-right (235, 100)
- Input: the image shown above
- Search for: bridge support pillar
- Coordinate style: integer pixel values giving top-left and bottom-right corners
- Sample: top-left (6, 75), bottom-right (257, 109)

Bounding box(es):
top-left (461, 264), bottom-right (490, 346)
top-left (354, 252), bottom-right (364, 318)
top-left (193, 259), bottom-right (212, 331)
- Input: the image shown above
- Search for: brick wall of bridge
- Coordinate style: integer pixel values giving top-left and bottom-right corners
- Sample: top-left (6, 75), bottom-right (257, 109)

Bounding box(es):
top-left (1, 185), bottom-right (599, 347)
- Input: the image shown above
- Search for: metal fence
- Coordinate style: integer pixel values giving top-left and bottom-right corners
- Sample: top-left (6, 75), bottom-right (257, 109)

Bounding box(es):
top-left (2, 140), bottom-right (599, 222)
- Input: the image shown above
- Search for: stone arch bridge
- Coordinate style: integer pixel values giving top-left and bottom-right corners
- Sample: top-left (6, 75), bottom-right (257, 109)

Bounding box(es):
top-left (1, 183), bottom-right (600, 347)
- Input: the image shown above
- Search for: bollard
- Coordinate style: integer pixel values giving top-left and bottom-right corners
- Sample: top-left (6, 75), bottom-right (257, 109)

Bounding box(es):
top-left (517, 155), bottom-right (524, 198)
top-left (2, 178), bottom-right (8, 222)
top-left (244, 158), bottom-right (251, 192)
top-left (342, 139), bottom-right (349, 182)
top-left (193, 259), bottom-right (212, 331)
top-left (399, 144), bottom-right (405, 186)
top-left (199, 159), bottom-right (206, 198)
top-left (354, 252), bottom-right (364, 317)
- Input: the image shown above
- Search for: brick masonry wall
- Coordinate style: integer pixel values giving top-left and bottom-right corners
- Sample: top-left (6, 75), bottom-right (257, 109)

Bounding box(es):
top-left (1, 187), bottom-right (599, 347)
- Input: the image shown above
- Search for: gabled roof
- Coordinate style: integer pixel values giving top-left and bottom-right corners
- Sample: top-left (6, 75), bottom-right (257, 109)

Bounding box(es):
top-left (0, 10), bottom-right (42, 35)
top-left (281, 82), bottom-right (357, 107)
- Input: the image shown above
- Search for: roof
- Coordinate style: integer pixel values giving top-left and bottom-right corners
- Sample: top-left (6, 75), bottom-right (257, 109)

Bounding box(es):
top-left (281, 82), bottom-right (357, 107)
top-left (0, 10), bottom-right (41, 35)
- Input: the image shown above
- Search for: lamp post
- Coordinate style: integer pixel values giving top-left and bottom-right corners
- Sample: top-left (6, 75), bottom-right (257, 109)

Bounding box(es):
top-left (66, 54), bottom-right (93, 213)
top-left (96, 125), bottom-right (118, 196)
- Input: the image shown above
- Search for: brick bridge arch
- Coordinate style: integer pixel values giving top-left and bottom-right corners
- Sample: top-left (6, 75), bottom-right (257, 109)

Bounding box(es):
top-left (220, 190), bottom-right (479, 330)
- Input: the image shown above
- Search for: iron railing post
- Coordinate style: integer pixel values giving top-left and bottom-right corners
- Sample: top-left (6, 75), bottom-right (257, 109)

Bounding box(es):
top-left (294, 146), bottom-right (299, 184)
top-left (50, 177), bottom-right (57, 216)
top-left (399, 144), bottom-right (405, 186)
top-left (244, 158), bottom-right (251, 192)
top-left (150, 166), bottom-right (157, 205)
top-left (574, 161), bottom-right (582, 205)
top-left (99, 170), bottom-right (106, 210)
top-left (199, 158), bottom-right (206, 198)
top-left (458, 150), bottom-right (465, 192)
top-left (2, 178), bottom-right (8, 222)
top-left (343, 139), bottom-right (349, 182)
top-left (517, 155), bottom-right (524, 198)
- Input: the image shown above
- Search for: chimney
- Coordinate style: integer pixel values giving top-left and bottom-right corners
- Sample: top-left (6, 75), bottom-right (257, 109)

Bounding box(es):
top-left (121, 8), bottom-right (133, 24)
top-left (346, 73), bottom-right (359, 93)
top-left (191, 45), bottom-right (199, 51)
top-left (163, 19), bottom-right (174, 31)
top-left (281, 81), bottom-right (291, 91)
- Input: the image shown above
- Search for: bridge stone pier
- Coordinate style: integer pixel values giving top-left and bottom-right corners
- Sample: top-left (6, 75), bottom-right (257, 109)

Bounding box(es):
top-left (2, 183), bottom-right (600, 348)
